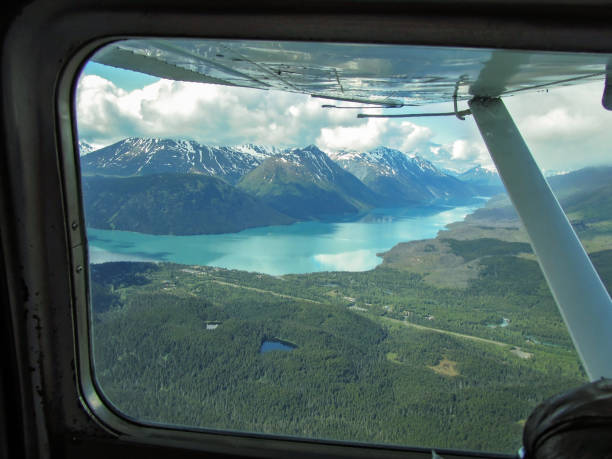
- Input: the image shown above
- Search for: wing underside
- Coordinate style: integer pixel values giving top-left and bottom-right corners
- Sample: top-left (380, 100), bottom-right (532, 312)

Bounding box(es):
top-left (92, 39), bottom-right (609, 106)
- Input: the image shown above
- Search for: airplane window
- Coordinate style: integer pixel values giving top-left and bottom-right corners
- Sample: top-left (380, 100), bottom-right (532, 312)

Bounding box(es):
top-left (74, 39), bottom-right (611, 454)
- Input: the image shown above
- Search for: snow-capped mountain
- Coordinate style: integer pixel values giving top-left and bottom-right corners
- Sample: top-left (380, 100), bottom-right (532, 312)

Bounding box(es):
top-left (80, 138), bottom-right (485, 227)
top-left (232, 143), bottom-right (285, 161)
top-left (458, 165), bottom-right (501, 184)
top-left (330, 146), bottom-right (447, 178)
top-left (329, 146), bottom-right (474, 205)
top-left (80, 138), bottom-right (278, 184)
top-left (78, 140), bottom-right (98, 156)
top-left (238, 145), bottom-right (380, 219)
top-left (458, 165), bottom-right (504, 194)
top-left (274, 145), bottom-right (352, 183)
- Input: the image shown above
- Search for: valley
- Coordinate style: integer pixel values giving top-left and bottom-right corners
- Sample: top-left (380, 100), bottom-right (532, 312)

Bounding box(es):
top-left (91, 231), bottom-right (604, 452)
top-left (82, 138), bottom-right (611, 454)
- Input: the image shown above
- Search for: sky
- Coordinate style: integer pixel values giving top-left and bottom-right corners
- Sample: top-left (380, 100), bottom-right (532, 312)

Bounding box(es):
top-left (77, 61), bottom-right (612, 173)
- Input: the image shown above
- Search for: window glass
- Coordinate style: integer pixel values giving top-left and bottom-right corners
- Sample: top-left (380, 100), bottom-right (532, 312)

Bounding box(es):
top-left (76, 40), bottom-right (611, 454)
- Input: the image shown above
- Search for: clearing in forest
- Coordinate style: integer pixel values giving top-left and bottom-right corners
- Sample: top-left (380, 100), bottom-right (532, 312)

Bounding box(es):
top-left (428, 357), bottom-right (460, 377)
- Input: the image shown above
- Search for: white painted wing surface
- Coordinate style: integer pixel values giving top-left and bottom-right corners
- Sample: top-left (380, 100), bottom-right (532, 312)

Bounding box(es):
top-left (92, 39), bottom-right (609, 105)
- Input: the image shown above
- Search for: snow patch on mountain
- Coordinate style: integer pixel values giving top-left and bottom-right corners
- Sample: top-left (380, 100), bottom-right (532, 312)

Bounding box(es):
top-left (276, 145), bottom-right (341, 182)
top-left (331, 146), bottom-right (448, 180)
top-left (233, 144), bottom-right (283, 160)
top-left (78, 140), bottom-right (104, 156)
top-left (329, 145), bottom-right (474, 204)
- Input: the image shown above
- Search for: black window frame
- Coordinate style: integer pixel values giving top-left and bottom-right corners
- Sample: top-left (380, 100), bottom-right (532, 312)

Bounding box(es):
top-left (3, 1), bottom-right (612, 458)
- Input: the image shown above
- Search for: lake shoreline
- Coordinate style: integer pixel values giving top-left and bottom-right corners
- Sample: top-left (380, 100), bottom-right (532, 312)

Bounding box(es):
top-left (88, 198), bottom-right (491, 274)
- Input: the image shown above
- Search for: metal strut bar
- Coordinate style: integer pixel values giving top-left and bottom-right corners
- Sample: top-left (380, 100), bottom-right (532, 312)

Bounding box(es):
top-left (469, 97), bottom-right (612, 381)
top-left (356, 109), bottom-right (471, 119)
top-left (357, 95), bottom-right (471, 119)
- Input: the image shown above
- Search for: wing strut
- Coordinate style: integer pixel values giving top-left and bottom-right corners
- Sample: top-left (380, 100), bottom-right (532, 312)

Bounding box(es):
top-left (469, 97), bottom-right (612, 381)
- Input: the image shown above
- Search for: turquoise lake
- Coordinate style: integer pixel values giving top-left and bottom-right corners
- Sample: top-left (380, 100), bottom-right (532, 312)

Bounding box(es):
top-left (87, 202), bottom-right (485, 275)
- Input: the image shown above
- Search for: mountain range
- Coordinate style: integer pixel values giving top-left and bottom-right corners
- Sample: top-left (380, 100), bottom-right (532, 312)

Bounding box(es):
top-left (80, 138), bottom-right (495, 235)
top-left (457, 166), bottom-right (504, 194)
top-left (81, 138), bottom-right (281, 185)
top-left (330, 146), bottom-right (475, 205)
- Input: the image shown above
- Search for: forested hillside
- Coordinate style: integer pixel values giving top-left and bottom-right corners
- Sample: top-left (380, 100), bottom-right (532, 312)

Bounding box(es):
top-left (82, 174), bottom-right (294, 235)
top-left (91, 249), bottom-right (601, 452)
top-left (87, 165), bottom-right (611, 453)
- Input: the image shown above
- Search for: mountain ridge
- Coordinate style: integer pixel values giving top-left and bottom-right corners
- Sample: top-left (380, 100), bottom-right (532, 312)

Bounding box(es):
top-left (457, 165), bottom-right (504, 194)
top-left (330, 145), bottom-right (475, 205)
top-left (79, 137), bottom-right (494, 234)
top-left (80, 138), bottom-right (280, 184)
top-left (237, 145), bottom-right (381, 219)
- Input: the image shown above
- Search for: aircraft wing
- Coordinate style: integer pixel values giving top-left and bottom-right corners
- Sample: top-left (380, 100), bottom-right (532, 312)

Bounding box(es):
top-left (92, 39), bottom-right (609, 107)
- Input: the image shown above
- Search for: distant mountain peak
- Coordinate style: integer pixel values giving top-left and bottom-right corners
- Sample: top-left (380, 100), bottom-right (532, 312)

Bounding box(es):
top-left (369, 145), bottom-right (403, 155)
top-left (464, 165), bottom-right (498, 174)
top-left (326, 149), bottom-right (360, 161)
top-left (78, 140), bottom-right (101, 156)
top-left (460, 165), bottom-right (500, 177)
top-left (232, 143), bottom-right (283, 160)
top-left (289, 144), bottom-right (327, 157)
top-left (80, 137), bottom-right (271, 184)
top-left (329, 145), bottom-right (473, 205)
top-left (458, 165), bottom-right (503, 192)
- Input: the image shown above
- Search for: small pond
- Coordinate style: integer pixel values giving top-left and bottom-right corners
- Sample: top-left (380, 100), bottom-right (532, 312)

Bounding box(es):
top-left (259, 339), bottom-right (297, 354)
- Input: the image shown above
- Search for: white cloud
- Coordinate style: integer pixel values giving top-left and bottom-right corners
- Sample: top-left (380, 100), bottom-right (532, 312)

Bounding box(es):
top-left (316, 118), bottom-right (436, 156)
top-left (76, 74), bottom-right (361, 148)
top-left (448, 139), bottom-right (490, 164)
top-left (519, 107), bottom-right (593, 141)
top-left (505, 82), bottom-right (612, 171)
top-left (416, 82), bottom-right (612, 173)
top-left (449, 139), bottom-right (471, 161)
top-left (408, 139), bottom-right (493, 173)
top-left (316, 118), bottom-right (388, 152)
top-left (388, 122), bottom-right (434, 152)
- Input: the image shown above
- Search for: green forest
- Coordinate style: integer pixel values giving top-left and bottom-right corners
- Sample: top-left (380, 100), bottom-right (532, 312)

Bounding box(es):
top-left (89, 252), bottom-right (611, 453)
top-left (88, 168), bottom-right (612, 455)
